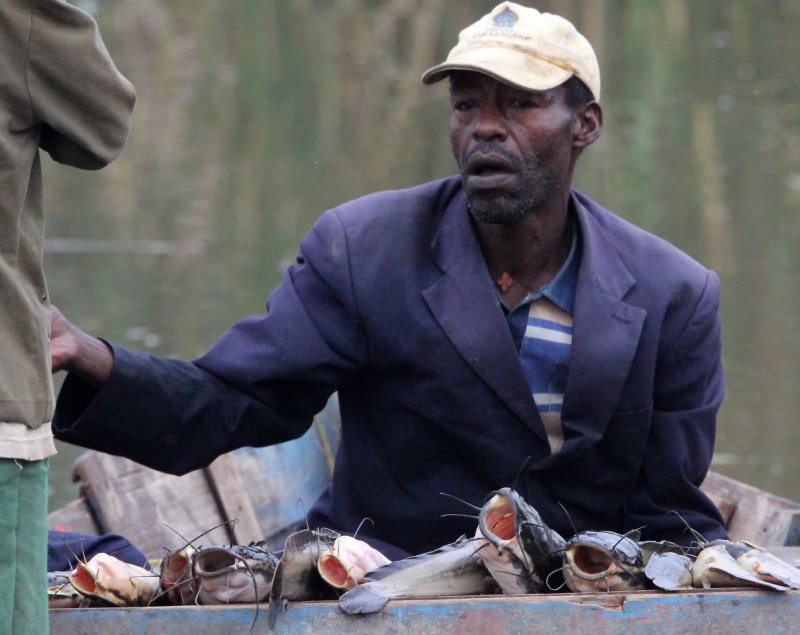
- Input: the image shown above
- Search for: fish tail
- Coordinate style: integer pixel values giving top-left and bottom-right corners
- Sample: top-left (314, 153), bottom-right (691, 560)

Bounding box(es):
top-left (338, 584), bottom-right (390, 615)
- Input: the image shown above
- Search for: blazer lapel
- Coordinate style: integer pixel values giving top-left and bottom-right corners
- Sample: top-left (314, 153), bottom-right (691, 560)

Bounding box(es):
top-left (422, 190), bottom-right (545, 440)
top-left (557, 196), bottom-right (646, 457)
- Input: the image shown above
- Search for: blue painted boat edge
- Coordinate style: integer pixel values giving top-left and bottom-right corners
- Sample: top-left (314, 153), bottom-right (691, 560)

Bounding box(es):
top-left (50, 589), bottom-right (800, 634)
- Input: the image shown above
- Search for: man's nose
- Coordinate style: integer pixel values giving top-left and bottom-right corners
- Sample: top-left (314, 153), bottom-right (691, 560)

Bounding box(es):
top-left (473, 104), bottom-right (508, 141)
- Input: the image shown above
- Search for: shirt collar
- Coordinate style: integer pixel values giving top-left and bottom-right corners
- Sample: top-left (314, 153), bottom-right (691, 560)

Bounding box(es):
top-left (533, 218), bottom-right (580, 314)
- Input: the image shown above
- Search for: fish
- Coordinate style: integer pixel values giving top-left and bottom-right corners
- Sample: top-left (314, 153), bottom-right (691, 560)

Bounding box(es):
top-left (733, 542), bottom-right (800, 589)
top-left (476, 488), bottom-right (566, 594)
top-left (69, 552), bottom-right (160, 607)
top-left (562, 530), bottom-right (649, 592)
top-left (192, 541), bottom-right (279, 605)
top-left (316, 535), bottom-right (391, 590)
top-left (338, 535), bottom-right (498, 615)
top-left (48, 571), bottom-right (85, 609)
top-left (158, 544), bottom-right (197, 605)
top-left (691, 543), bottom-right (787, 591)
top-left (638, 539), bottom-right (686, 562)
top-left (644, 551), bottom-right (695, 591)
top-left (268, 527), bottom-right (341, 629)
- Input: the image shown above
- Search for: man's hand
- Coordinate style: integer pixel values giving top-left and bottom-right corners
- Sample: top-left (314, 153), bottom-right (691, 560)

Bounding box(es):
top-left (50, 305), bottom-right (114, 385)
top-left (50, 305), bottom-right (79, 373)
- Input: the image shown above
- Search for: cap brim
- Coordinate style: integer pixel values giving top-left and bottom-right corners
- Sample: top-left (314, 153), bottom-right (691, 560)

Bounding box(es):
top-left (421, 46), bottom-right (574, 94)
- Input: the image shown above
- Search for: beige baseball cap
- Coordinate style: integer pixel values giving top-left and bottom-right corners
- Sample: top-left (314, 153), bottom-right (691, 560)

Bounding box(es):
top-left (421, 2), bottom-right (600, 101)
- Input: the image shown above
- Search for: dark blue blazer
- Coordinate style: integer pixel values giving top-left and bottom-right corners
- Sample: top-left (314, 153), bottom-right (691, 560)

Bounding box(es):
top-left (54, 176), bottom-right (726, 558)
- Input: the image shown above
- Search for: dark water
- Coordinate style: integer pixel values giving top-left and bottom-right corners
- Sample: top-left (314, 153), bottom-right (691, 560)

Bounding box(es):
top-left (45, 0), bottom-right (800, 511)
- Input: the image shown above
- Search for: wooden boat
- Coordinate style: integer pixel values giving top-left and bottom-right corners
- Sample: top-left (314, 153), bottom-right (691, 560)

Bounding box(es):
top-left (48, 396), bottom-right (800, 632)
top-left (48, 583), bottom-right (800, 634)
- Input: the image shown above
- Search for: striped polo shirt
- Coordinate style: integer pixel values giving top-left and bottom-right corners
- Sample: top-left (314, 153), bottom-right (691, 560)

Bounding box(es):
top-left (504, 225), bottom-right (580, 455)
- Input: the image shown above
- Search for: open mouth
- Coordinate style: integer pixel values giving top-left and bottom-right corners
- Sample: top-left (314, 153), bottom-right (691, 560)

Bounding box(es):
top-left (463, 152), bottom-right (516, 191)
top-left (465, 152), bottom-right (512, 175)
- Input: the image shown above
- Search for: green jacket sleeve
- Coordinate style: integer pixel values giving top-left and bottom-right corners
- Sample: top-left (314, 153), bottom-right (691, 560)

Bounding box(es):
top-left (27, 0), bottom-right (136, 168)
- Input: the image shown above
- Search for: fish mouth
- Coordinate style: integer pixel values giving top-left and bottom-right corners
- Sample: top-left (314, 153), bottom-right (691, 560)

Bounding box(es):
top-left (192, 544), bottom-right (277, 578)
top-left (161, 548), bottom-right (194, 587)
top-left (193, 549), bottom-right (241, 577)
top-left (318, 553), bottom-right (352, 589)
top-left (70, 565), bottom-right (99, 595)
top-left (563, 532), bottom-right (647, 592)
top-left (479, 492), bottom-right (517, 545)
top-left (566, 545), bottom-right (618, 579)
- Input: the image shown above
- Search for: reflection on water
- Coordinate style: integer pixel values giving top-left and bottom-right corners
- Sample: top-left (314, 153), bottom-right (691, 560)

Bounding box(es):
top-left (44, 1), bottom-right (800, 511)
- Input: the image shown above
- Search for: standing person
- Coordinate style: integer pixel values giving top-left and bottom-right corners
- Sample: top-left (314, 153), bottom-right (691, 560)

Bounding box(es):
top-left (50, 2), bottom-right (726, 561)
top-left (0, 0), bottom-right (135, 632)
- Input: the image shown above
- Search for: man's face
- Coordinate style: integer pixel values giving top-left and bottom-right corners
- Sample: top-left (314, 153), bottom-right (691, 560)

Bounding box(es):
top-left (449, 72), bottom-right (578, 224)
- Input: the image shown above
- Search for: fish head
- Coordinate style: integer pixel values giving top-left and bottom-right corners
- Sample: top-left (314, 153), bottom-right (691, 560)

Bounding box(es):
top-left (191, 544), bottom-right (279, 605)
top-left (735, 546), bottom-right (800, 589)
top-left (478, 488), bottom-right (566, 591)
top-left (478, 489), bottom-right (519, 550)
top-left (69, 553), bottom-right (158, 606)
top-left (160, 546), bottom-right (195, 588)
top-left (317, 536), bottom-right (391, 590)
top-left (563, 531), bottom-right (647, 592)
top-left (159, 546), bottom-right (197, 604)
top-left (192, 544), bottom-right (278, 578)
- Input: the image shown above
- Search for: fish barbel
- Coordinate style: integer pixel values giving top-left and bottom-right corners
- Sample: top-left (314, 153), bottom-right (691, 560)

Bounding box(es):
top-left (192, 541), bottom-right (279, 604)
top-left (316, 535), bottom-right (391, 590)
top-left (477, 488), bottom-right (565, 593)
top-left (69, 552), bottom-right (159, 607)
top-left (338, 535), bottom-right (497, 615)
top-left (562, 530), bottom-right (649, 593)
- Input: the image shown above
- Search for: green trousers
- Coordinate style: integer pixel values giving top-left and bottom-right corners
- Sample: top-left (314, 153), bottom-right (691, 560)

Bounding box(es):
top-left (0, 458), bottom-right (49, 635)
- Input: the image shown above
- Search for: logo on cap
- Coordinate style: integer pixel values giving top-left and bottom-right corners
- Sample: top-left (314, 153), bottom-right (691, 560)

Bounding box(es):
top-left (492, 7), bottom-right (518, 28)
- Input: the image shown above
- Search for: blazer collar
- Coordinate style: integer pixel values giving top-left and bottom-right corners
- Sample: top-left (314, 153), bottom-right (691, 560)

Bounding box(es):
top-left (555, 193), bottom-right (646, 459)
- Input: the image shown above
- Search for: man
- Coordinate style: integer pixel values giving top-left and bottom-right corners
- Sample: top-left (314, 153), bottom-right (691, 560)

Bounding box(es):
top-left (51, 2), bottom-right (726, 562)
top-left (1, 0), bottom-right (135, 631)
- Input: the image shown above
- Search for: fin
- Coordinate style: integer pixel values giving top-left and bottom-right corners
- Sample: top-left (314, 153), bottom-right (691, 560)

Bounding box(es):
top-left (707, 563), bottom-right (788, 591)
top-left (338, 583), bottom-right (390, 615)
top-left (267, 560), bottom-right (285, 630)
top-left (644, 552), bottom-right (693, 591)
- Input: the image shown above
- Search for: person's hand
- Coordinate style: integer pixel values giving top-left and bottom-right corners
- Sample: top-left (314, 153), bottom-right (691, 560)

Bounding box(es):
top-left (49, 305), bottom-right (113, 385)
top-left (50, 305), bottom-right (79, 373)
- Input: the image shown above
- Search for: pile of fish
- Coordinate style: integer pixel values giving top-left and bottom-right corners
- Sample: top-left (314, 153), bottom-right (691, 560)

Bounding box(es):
top-left (49, 487), bottom-right (800, 622)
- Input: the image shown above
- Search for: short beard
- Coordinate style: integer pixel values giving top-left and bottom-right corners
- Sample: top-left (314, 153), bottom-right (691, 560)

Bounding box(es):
top-left (462, 145), bottom-right (560, 225)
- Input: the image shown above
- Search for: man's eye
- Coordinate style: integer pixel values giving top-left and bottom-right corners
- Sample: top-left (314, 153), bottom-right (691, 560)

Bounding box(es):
top-left (511, 98), bottom-right (538, 108)
top-left (453, 100), bottom-right (476, 112)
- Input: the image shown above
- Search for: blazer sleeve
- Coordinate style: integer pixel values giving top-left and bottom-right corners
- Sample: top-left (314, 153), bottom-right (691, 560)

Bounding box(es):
top-left (623, 269), bottom-right (728, 543)
top-left (54, 209), bottom-right (365, 474)
top-left (26, 0), bottom-right (135, 168)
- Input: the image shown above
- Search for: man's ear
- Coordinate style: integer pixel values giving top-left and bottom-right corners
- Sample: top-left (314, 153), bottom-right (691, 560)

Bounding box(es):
top-left (573, 102), bottom-right (603, 149)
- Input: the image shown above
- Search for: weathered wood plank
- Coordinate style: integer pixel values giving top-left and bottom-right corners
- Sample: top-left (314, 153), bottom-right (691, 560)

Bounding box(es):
top-left (66, 451), bottom-right (261, 557)
top-left (50, 589), bottom-right (800, 634)
top-left (701, 471), bottom-right (800, 546)
top-left (202, 453), bottom-right (263, 544)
